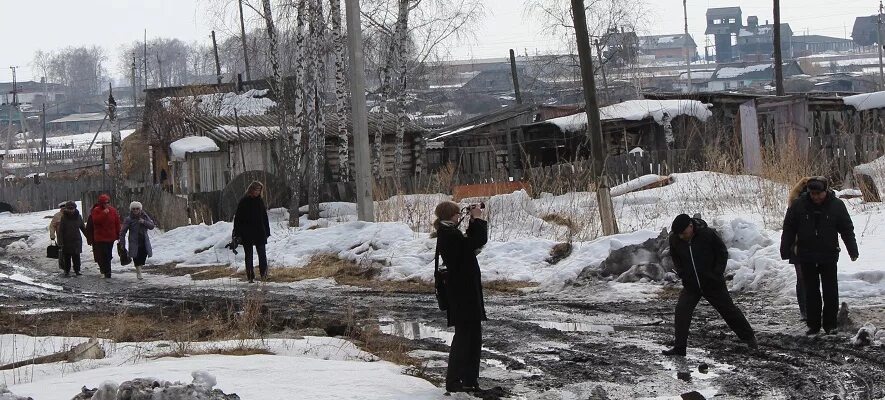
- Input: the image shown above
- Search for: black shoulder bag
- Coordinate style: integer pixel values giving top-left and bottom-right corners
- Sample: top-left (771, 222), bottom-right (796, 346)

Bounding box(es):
top-left (434, 246), bottom-right (448, 311)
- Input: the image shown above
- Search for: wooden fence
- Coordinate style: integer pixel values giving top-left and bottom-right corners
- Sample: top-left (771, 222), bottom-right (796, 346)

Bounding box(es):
top-left (82, 187), bottom-right (189, 230)
top-left (0, 176), bottom-right (113, 213)
top-left (1, 149), bottom-right (103, 165)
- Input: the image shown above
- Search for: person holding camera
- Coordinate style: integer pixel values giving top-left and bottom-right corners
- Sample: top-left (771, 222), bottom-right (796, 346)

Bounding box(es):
top-left (433, 200), bottom-right (488, 394)
top-left (232, 181), bottom-right (271, 283)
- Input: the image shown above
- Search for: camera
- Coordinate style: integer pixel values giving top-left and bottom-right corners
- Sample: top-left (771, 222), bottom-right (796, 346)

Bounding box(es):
top-left (462, 202), bottom-right (485, 213)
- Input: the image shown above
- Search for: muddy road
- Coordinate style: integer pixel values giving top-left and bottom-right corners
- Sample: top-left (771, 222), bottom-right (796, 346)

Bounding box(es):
top-left (1, 249), bottom-right (884, 399)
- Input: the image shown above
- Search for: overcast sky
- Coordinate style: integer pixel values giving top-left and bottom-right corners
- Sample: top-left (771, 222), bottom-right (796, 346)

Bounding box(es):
top-left (0, 0), bottom-right (876, 82)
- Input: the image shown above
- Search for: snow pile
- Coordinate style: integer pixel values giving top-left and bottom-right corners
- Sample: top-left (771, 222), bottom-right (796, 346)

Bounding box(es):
top-left (84, 372), bottom-right (234, 400)
top-left (844, 91), bottom-right (885, 112)
top-left (0, 384), bottom-right (29, 400)
top-left (854, 154), bottom-right (885, 199)
top-left (160, 89), bottom-right (276, 117)
top-left (547, 100), bottom-right (713, 133)
top-left (714, 64), bottom-right (772, 79)
top-left (12, 129), bottom-right (137, 151)
top-left (170, 136), bottom-right (220, 160)
top-left (610, 174), bottom-right (668, 197)
top-left (5, 336), bottom-right (441, 400)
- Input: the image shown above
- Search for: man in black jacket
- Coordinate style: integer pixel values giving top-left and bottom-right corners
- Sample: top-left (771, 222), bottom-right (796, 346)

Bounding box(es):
top-left (663, 214), bottom-right (757, 356)
top-left (781, 177), bottom-right (858, 335)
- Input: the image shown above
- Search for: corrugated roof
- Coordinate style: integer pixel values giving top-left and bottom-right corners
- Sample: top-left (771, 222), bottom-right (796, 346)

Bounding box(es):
top-left (187, 111), bottom-right (426, 143)
top-left (429, 103), bottom-right (536, 141)
top-left (639, 34), bottom-right (696, 50)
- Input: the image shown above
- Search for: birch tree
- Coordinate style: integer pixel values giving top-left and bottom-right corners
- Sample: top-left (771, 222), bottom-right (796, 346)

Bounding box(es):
top-left (371, 0), bottom-right (409, 178)
top-left (286, 0), bottom-right (308, 227)
top-left (305, 0), bottom-right (323, 220)
top-left (108, 87), bottom-right (124, 201)
top-left (392, 0), bottom-right (410, 181)
top-left (330, 0), bottom-right (350, 182)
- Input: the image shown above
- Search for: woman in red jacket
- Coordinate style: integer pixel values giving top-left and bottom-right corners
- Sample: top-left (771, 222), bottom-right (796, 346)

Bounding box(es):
top-left (86, 194), bottom-right (121, 278)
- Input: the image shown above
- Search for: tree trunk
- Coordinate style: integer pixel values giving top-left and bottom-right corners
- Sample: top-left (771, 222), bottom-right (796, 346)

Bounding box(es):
top-left (331, 0), bottom-right (350, 182)
top-left (260, 0), bottom-right (294, 225)
top-left (393, 0), bottom-right (410, 183)
top-left (287, 0), bottom-right (308, 227)
top-left (373, 2), bottom-right (409, 178)
top-left (306, 0), bottom-right (326, 221)
top-left (108, 89), bottom-right (124, 203)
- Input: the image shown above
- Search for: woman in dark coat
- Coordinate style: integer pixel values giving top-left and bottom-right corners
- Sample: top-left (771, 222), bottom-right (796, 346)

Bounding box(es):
top-left (434, 200), bottom-right (488, 394)
top-left (56, 201), bottom-right (88, 277)
top-left (119, 201), bottom-right (155, 280)
top-left (232, 181), bottom-right (271, 283)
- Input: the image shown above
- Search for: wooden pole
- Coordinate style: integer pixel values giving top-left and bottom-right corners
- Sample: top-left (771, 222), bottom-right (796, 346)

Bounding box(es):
top-left (238, 0), bottom-right (252, 81)
top-left (684, 0), bottom-right (692, 92)
top-left (509, 49), bottom-right (522, 104)
top-left (879, 1), bottom-right (884, 89)
top-left (773, 0), bottom-right (785, 96)
top-left (570, 0), bottom-right (618, 236)
top-left (345, 0), bottom-right (375, 222)
top-left (41, 103), bottom-right (47, 174)
top-left (212, 31), bottom-right (223, 85)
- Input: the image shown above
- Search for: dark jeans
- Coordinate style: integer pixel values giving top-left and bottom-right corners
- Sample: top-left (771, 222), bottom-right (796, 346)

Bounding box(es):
top-left (794, 263), bottom-right (807, 319)
top-left (446, 322), bottom-right (482, 391)
top-left (94, 242), bottom-right (114, 277)
top-left (674, 283), bottom-right (755, 349)
top-left (800, 262), bottom-right (839, 331)
top-left (243, 243), bottom-right (268, 281)
top-left (61, 253), bottom-right (81, 274)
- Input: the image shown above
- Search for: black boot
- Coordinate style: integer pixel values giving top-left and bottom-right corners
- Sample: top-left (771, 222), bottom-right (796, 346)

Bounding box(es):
top-left (662, 347), bottom-right (686, 356)
top-left (806, 328), bottom-right (820, 335)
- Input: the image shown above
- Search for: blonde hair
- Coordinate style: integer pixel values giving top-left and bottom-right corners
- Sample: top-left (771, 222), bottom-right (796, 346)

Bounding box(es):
top-left (246, 180), bottom-right (265, 196)
top-left (432, 201), bottom-right (461, 234)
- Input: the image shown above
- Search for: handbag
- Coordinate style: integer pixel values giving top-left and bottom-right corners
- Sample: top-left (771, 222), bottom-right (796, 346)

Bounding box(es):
top-left (117, 243), bottom-right (132, 266)
top-left (46, 243), bottom-right (59, 259)
top-left (433, 246), bottom-right (448, 311)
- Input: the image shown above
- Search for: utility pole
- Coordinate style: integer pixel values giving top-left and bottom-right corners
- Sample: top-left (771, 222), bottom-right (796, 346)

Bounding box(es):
top-left (345, 0), bottom-right (375, 222)
top-left (509, 49), bottom-right (523, 104)
top-left (570, 0), bottom-right (618, 236)
top-left (773, 0), bottom-right (785, 96)
top-left (876, 0), bottom-right (885, 90)
top-left (41, 103), bottom-right (47, 174)
top-left (131, 54), bottom-right (138, 107)
top-left (238, 0), bottom-right (252, 81)
top-left (211, 31), bottom-right (223, 85)
top-left (143, 30), bottom-right (148, 89)
top-left (684, 0), bottom-right (692, 93)
top-left (9, 66), bottom-right (18, 106)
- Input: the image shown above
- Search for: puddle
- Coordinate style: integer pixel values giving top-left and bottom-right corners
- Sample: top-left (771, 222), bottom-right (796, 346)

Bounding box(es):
top-left (660, 359), bottom-right (727, 398)
top-left (0, 271), bottom-right (64, 291)
top-left (15, 307), bottom-right (64, 315)
top-left (532, 321), bottom-right (616, 334)
top-left (378, 319), bottom-right (455, 345)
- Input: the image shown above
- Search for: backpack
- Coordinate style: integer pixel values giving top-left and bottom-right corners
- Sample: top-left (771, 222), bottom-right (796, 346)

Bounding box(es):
top-left (433, 246), bottom-right (448, 311)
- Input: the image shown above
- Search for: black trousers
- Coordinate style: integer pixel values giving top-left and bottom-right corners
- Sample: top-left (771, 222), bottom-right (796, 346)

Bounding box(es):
top-left (61, 253), bottom-right (81, 274)
top-left (674, 283), bottom-right (755, 349)
top-left (94, 242), bottom-right (114, 277)
top-left (794, 263), bottom-right (807, 319)
top-left (446, 322), bottom-right (482, 391)
top-left (243, 243), bottom-right (268, 280)
top-left (800, 262), bottom-right (839, 331)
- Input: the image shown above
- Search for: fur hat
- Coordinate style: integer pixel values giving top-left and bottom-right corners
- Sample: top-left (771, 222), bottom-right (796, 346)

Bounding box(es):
top-left (58, 201), bottom-right (67, 208)
top-left (806, 177), bottom-right (827, 193)
top-left (130, 201), bottom-right (143, 210)
top-left (64, 201), bottom-right (77, 209)
top-left (671, 214), bottom-right (693, 234)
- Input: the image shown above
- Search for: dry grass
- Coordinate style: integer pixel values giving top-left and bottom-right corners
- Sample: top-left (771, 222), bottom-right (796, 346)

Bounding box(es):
top-left (151, 344), bottom-right (274, 359)
top-left (484, 280), bottom-right (538, 294)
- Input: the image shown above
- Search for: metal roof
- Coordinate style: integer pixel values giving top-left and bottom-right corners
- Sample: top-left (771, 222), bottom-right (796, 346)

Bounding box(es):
top-left (429, 103), bottom-right (537, 141)
top-left (187, 112), bottom-right (426, 144)
top-left (639, 34), bottom-right (696, 50)
top-left (49, 112), bottom-right (106, 124)
top-left (706, 7), bottom-right (742, 18)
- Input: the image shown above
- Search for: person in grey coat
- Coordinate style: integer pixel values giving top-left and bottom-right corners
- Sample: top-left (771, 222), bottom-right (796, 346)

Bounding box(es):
top-left (119, 201), bottom-right (155, 280)
top-left (56, 201), bottom-right (88, 277)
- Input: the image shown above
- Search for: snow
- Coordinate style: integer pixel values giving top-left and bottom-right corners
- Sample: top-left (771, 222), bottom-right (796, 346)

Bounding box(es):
top-left (844, 91), bottom-right (885, 111)
top-left (169, 136), bottom-right (220, 160)
top-left (714, 64), bottom-right (771, 79)
top-left (546, 100), bottom-right (713, 133)
top-left (8, 129), bottom-right (137, 152)
top-left (160, 89), bottom-right (276, 117)
top-left (1, 336), bottom-right (442, 399)
top-left (610, 174), bottom-right (667, 197)
top-left (431, 124), bottom-right (478, 141)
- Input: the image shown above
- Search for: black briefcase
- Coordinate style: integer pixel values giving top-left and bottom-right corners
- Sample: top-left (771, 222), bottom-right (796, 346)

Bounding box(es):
top-left (46, 244), bottom-right (59, 259)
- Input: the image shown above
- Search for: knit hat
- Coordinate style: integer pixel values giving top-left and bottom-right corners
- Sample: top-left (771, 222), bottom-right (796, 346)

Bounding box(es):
top-left (806, 177), bottom-right (827, 193)
top-left (98, 194), bottom-right (110, 204)
top-left (64, 201), bottom-right (77, 209)
top-left (671, 214), bottom-right (693, 234)
top-left (130, 201), bottom-right (143, 210)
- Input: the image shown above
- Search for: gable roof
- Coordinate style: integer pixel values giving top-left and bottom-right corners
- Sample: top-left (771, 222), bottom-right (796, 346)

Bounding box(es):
top-left (791, 35), bottom-right (853, 44)
top-left (639, 34), bottom-right (696, 50)
top-left (711, 62), bottom-right (803, 81)
top-left (429, 103), bottom-right (537, 141)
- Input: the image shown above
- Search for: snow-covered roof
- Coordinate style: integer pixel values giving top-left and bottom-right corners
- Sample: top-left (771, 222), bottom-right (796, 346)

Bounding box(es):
top-left (714, 64), bottom-right (772, 79)
top-left (843, 91), bottom-right (885, 111)
top-left (170, 136), bottom-right (221, 160)
top-left (48, 112), bottom-right (105, 124)
top-left (541, 100), bottom-right (713, 133)
top-left (160, 89), bottom-right (276, 117)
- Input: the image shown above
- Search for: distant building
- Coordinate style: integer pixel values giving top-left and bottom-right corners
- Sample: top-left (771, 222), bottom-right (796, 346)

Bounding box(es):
top-left (851, 15), bottom-right (878, 47)
top-left (603, 29), bottom-right (640, 67)
top-left (0, 80), bottom-right (66, 106)
top-left (735, 17), bottom-right (793, 61)
top-left (792, 35), bottom-right (856, 57)
top-left (703, 61), bottom-right (804, 92)
top-left (638, 34), bottom-right (698, 62)
top-left (706, 7), bottom-right (743, 62)
top-left (48, 112), bottom-right (106, 134)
